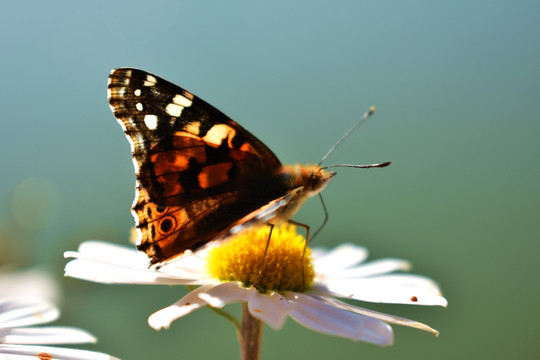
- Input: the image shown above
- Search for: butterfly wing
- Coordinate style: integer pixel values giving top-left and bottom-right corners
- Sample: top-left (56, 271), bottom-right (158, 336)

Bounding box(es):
top-left (108, 68), bottom-right (286, 263)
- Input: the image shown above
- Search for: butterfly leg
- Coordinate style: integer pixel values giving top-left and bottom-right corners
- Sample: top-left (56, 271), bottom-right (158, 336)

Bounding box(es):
top-left (287, 220), bottom-right (310, 291)
top-left (310, 193), bottom-right (329, 244)
top-left (261, 223), bottom-right (274, 266)
top-left (252, 223), bottom-right (274, 290)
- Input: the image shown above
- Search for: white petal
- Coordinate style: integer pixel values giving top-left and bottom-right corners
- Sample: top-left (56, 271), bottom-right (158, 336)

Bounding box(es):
top-left (69, 240), bottom-right (210, 277)
top-left (0, 269), bottom-right (59, 303)
top-left (324, 274), bottom-right (447, 306)
top-left (65, 241), bottom-right (215, 285)
top-left (70, 240), bottom-right (149, 266)
top-left (0, 344), bottom-right (119, 360)
top-left (319, 259), bottom-right (411, 279)
top-left (309, 248), bottom-right (326, 259)
top-left (312, 244), bottom-right (368, 273)
top-left (248, 291), bottom-right (290, 330)
top-left (285, 293), bottom-right (393, 346)
top-left (0, 298), bottom-right (58, 329)
top-left (65, 257), bottom-right (212, 286)
top-left (159, 251), bottom-right (209, 276)
top-left (149, 282), bottom-right (252, 330)
top-left (148, 284), bottom-right (216, 330)
top-left (65, 256), bottom-right (216, 286)
top-left (318, 296), bottom-right (440, 336)
top-left (197, 282), bottom-right (250, 308)
top-left (0, 327), bottom-right (96, 345)
top-left (148, 303), bottom-right (202, 331)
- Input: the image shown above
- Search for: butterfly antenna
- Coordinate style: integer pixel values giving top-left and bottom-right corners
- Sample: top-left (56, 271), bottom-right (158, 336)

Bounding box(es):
top-left (322, 161), bottom-right (391, 170)
top-left (318, 106), bottom-right (376, 166)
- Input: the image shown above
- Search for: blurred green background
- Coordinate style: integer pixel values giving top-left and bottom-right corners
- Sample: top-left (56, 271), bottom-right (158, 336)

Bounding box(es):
top-left (1, 1), bottom-right (539, 359)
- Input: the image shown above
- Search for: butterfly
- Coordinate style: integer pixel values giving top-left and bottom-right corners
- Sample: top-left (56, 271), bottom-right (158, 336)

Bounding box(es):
top-left (107, 68), bottom-right (388, 265)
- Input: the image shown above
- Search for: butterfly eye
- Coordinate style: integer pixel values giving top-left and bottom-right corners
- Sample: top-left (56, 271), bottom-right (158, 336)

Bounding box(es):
top-left (307, 172), bottom-right (317, 185)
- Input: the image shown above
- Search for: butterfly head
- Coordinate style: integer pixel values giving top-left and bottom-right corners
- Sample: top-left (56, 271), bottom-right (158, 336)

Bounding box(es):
top-left (285, 164), bottom-right (336, 196)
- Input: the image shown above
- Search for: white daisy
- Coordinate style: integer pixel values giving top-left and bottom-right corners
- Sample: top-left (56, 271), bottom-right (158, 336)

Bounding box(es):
top-left (0, 296), bottom-right (119, 359)
top-left (0, 268), bottom-right (59, 302)
top-left (64, 225), bottom-right (446, 347)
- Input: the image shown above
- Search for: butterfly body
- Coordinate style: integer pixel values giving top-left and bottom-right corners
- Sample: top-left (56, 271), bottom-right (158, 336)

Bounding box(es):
top-left (108, 68), bottom-right (335, 264)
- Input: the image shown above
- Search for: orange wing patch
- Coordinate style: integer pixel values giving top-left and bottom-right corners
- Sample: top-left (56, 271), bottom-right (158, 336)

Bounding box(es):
top-left (199, 162), bottom-right (233, 189)
top-left (183, 121), bottom-right (201, 135)
top-left (230, 142), bottom-right (257, 161)
top-left (149, 133), bottom-right (208, 197)
top-left (151, 133), bottom-right (207, 172)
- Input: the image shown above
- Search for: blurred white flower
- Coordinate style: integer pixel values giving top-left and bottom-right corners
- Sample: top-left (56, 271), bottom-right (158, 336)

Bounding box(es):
top-left (65, 225), bottom-right (447, 346)
top-left (0, 268), bottom-right (59, 303)
top-left (0, 286), bottom-right (119, 359)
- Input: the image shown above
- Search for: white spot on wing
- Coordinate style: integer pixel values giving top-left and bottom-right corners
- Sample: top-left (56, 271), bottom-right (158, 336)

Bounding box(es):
top-left (136, 103), bottom-right (144, 111)
top-left (143, 75), bottom-right (157, 87)
top-left (134, 89), bottom-right (142, 96)
top-left (172, 94), bottom-right (193, 107)
top-left (165, 103), bottom-right (184, 117)
top-left (203, 124), bottom-right (235, 147)
top-left (144, 115), bottom-right (158, 130)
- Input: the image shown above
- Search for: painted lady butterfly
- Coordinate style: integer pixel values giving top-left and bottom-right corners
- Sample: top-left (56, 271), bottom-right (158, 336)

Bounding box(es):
top-left (107, 68), bottom-right (388, 264)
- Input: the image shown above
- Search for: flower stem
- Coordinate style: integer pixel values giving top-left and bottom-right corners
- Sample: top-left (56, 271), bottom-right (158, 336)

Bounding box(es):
top-left (240, 303), bottom-right (263, 360)
top-left (186, 285), bottom-right (241, 333)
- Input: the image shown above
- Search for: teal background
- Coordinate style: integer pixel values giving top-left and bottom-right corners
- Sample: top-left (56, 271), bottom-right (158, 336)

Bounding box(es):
top-left (1, 1), bottom-right (539, 359)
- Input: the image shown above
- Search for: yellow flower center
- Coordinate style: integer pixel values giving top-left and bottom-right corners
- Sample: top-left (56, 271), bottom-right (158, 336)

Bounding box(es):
top-left (206, 225), bottom-right (314, 293)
